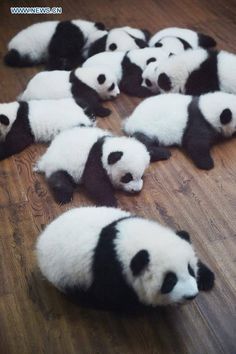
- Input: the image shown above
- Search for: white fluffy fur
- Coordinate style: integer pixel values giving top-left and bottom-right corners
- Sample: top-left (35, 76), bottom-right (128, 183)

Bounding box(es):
top-left (154, 36), bottom-right (187, 55)
top-left (124, 92), bottom-right (236, 145)
top-left (149, 27), bottom-right (200, 48)
top-left (0, 99), bottom-right (94, 142)
top-left (35, 126), bottom-right (150, 193)
top-left (20, 67), bottom-right (120, 101)
top-left (105, 26), bottom-right (147, 52)
top-left (8, 20), bottom-right (100, 63)
top-left (36, 206), bottom-right (199, 306)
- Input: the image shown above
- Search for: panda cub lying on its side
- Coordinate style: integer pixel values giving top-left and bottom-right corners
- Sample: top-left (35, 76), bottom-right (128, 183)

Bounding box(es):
top-left (36, 206), bottom-right (215, 311)
top-left (20, 67), bottom-right (120, 117)
top-left (35, 127), bottom-right (170, 206)
top-left (4, 19), bottom-right (105, 70)
top-left (124, 92), bottom-right (236, 170)
top-left (0, 98), bottom-right (94, 161)
top-left (142, 48), bottom-right (236, 96)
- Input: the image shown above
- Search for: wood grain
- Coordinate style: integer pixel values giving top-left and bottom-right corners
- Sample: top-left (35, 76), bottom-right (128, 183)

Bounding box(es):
top-left (0, 0), bottom-right (236, 353)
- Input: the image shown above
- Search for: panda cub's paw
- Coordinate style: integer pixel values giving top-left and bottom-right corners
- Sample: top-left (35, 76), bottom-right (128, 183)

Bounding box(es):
top-left (47, 171), bottom-right (75, 205)
top-left (149, 146), bottom-right (171, 162)
top-left (194, 155), bottom-right (214, 170)
top-left (95, 106), bottom-right (112, 117)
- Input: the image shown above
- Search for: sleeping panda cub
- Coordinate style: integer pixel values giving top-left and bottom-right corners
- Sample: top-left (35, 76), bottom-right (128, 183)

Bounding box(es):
top-left (36, 206), bottom-right (215, 311)
top-left (4, 19), bottom-right (105, 70)
top-left (86, 26), bottom-right (150, 58)
top-left (83, 48), bottom-right (170, 97)
top-left (147, 49), bottom-right (236, 96)
top-left (35, 127), bottom-right (169, 206)
top-left (0, 99), bottom-right (94, 161)
top-left (149, 27), bottom-right (216, 50)
top-left (20, 67), bottom-right (120, 117)
top-left (124, 92), bottom-right (236, 170)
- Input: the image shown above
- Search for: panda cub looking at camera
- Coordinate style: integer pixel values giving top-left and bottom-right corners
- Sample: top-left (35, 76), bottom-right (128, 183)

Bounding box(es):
top-left (35, 127), bottom-right (169, 206)
top-left (144, 49), bottom-right (236, 96)
top-left (20, 67), bottom-right (120, 117)
top-left (36, 206), bottom-right (215, 311)
top-left (83, 48), bottom-right (170, 97)
top-left (124, 92), bottom-right (236, 170)
top-left (149, 27), bottom-right (216, 50)
top-left (5, 19), bottom-right (105, 70)
top-left (0, 99), bottom-right (94, 161)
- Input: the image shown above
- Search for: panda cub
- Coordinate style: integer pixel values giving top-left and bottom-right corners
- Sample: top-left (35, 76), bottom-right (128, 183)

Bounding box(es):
top-left (149, 27), bottom-right (216, 50)
top-left (35, 126), bottom-right (169, 206)
top-left (86, 26), bottom-right (150, 58)
top-left (20, 67), bottom-right (120, 117)
top-left (124, 92), bottom-right (236, 170)
top-left (4, 19), bottom-right (105, 70)
top-left (146, 49), bottom-right (236, 96)
top-left (36, 206), bottom-right (215, 311)
top-left (83, 48), bottom-right (169, 97)
top-left (0, 99), bottom-right (94, 161)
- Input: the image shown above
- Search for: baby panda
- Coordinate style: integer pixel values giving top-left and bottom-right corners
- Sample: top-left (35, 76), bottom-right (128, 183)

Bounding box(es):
top-left (124, 92), bottom-right (236, 170)
top-left (149, 27), bottom-right (216, 50)
top-left (35, 126), bottom-right (169, 206)
top-left (83, 48), bottom-right (170, 97)
top-left (20, 67), bottom-right (120, 117)
top-left (86, 26), bottom-right (150, 58)
top-left (149, 49), bottom-right (236, 96)
top-left (5, 19), bottom-right (105, 70)
top-left (36, 206), bottom-right (215, 311)
top-left (0, 98), bottom-right (94, 161)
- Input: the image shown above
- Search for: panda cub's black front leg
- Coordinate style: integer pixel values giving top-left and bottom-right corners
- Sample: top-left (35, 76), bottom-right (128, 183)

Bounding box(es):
top-left (185, 144), bottom-right (214, 170)
top-left (93, 104), bottom-right (111, 118)
top-left (47, 170), bottom-right (76, 204)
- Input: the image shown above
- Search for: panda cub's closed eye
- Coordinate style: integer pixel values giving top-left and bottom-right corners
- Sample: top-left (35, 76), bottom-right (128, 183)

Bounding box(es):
top-left (220, 108), bottom-right (232, 125)
top-left (0, 114), bottom-right (10, 126)
top-left (108, 83), bottom-right (115, 91)
top-left (121, 172), bottom-right (133, 183)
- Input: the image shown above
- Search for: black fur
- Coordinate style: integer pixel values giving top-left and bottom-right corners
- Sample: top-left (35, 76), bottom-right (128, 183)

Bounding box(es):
top-left (82, 137), bottom-right (117, 207)
top-left (141, 29), bottom-right (151, 42)
top-left (69, 71), bottom-right (111, 117)
top-left (4, 49), bottom-right (36, 67)
top-left (158, 73), bottom-right (172, 92)
top-left (188, 264), bottom-right (195, 277)
top-left (176, 230), bottom-right (191, 243)
top-left (132, 132), bottom-right (171, 162)
top-left (161, 272), bottom-right (178, 294)
top-left (198, 33), bottom-right (217, 49)
top-left (47, 21), bottom-right (85, 70)
top-left (87, 34), bottom-right (107, 57)
top-left (130, 250), bottom-right (150, 276)
top-left (47, 170), bottom-right (76, 204)
top-left (120, 55), bottom-right (151, 97)
top-left (197, 261), bottom-right (215, 291)
top-left (220, 108), bottom-right (232, 125)
top-left (177, 37), bottom-right (192, 50)
top-left (0, 115), bottom-right (10, 126)
top-left (0, 102), bottom-right (34, 161)
top-left (146, 57), bottom-right (157, 65)
top-left (182, 97), bottom-right (220, 170)
top-left (108, 151), bottom-right (123, 165)
top-left (95, 22), bottom-right (106, 30)
top-left (185, 51), bottom-right (220, 95)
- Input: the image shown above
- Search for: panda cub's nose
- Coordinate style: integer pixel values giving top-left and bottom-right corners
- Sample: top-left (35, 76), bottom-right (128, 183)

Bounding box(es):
top-left (184, 294), bottom-right (197, 301)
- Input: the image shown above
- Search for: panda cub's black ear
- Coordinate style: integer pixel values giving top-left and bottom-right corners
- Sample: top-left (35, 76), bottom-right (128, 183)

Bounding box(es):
top-left (97, 74), bottom-right (106, 84)
top-left (130, 250), bottom-right (150, 276)
top-left (108, 151), bottom-right (123, 165)
top-left (176, 230), bottom-right (191, 243)
top-left (0, 114), bottom-right (10, 126)
top-left (220, 108), bottom-right (232, 125)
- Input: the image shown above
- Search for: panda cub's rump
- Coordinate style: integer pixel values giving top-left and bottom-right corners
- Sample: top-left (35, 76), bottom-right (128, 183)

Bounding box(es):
top-left (124, 92), bottom-right (236, 170)
top-left (36, 206), bottom-right (215, 311)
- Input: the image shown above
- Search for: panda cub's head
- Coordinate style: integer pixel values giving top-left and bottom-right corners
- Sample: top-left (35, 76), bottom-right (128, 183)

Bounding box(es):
top-left (75, 66), bottom-right (120, 100)
top-left (106, 27), bottom-right (147, 52)
top-left (153, 36), bottom-right (189, 55)
top-left (102, 136), bottom-right (150, 193)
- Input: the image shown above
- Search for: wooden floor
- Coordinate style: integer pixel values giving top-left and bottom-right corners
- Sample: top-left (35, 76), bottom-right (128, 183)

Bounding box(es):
top-left (0, 0), bottom-right (236, 353)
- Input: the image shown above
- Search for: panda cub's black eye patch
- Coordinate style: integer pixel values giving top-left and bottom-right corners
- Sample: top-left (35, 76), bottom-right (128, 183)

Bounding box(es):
top-left (121, 173), bottom-right (133, 183)
top-left (161, 272), bottom-right (178, 294)
top-left (220, 108), bottom-right (232, 125)
top-left (188, 264), bottom-right (195, 277)
top-left (155, 42), bottom-right (163, 47)
top-left (146, 57), bottom-right (157, 65)
top-left (108, 83), bottom-right (115, 91)
top-left (109, 43), bottom-right (117, 51)
top-left (145, 79), bottom-right (152, 87)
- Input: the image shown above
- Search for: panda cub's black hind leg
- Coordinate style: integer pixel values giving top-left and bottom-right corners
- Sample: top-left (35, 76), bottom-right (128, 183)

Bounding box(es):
top-left (47, 170), bottom-right (76, 204)
top-left (94, 105), bottom-right (111, 117)
top-left (133, 132), bottom-right (171, 162)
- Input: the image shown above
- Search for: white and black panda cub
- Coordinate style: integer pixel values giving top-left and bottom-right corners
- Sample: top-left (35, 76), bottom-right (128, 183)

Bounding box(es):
top-left (0, 99), bottom-right (94, 161)
top-left (144, 49), bottom-right (236, 96)
top-left (4, 19), bottom-right (106, 70)
top-left (124, 92), bottom-right (236, 170)
top-left (36, 206), bottom-right (215, 311)
top-left (149, 27), bottom-right (216, 51)
top-left (83, 48), bottom-right (170, 97)
top-left (86, 26), bottom-right (151, 58)
top-left (20, 67), bottom-right (120, 118)
top-left (35, 126), bottom-right (169, 206)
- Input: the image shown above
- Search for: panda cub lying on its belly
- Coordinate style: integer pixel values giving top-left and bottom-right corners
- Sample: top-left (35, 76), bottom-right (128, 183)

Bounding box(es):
top-left (124, 92), bottom-right (236, 170)
top-left (36, 206), bottom-right (215, 311)
top-left (20, 66), bottom-right (120, 117)
top-left (35, 127), bottom-right (170, 206)
top-left (0, 98), bottom-right (94, 161)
